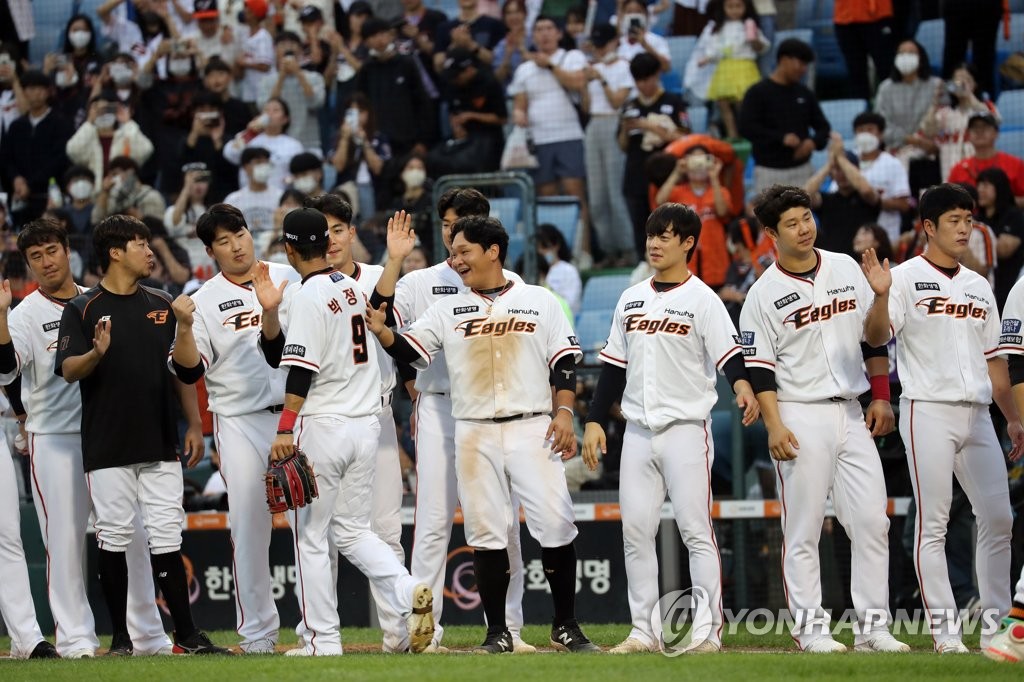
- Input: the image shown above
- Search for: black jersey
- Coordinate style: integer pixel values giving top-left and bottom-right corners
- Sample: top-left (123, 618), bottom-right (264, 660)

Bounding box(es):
top-left (55, 284), bottom-right (179, 472)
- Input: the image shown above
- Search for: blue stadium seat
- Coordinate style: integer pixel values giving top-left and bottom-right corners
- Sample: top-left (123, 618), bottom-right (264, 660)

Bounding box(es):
top-left (576, 309), bottom-right (615, 364)
top-left (1013, 0), bottom-right (1024, 12)
top-left (820, 99), bottom-right (868, 139)
top-left (536, 197), bottom-right (580, 250)
top-left (489, 197), bottom-right (522, 233)
top-left (915, 19), bottom-right (945, 73)
top-left (506, 233), bottom-right (526, 271)
top-left (998, 129), bottom-right (1024, 158)
top-left (580, 274), bottom-right (632, 313)
top-left (688, 105), bottom-right (708, 133)
top-left (661, 70), bottom-right (683, 95)
top-left (997, 90), bottom-right (1024, 128)
top-left (666, 36), bottom-right (698, 78)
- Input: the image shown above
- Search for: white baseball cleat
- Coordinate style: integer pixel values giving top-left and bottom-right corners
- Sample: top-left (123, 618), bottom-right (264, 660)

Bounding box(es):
top-left (407, 583), bottom-right (435, 654)
top-left (936, 640), bottom-right (969, 655)
top-left (803, 637), bottom-right (848, 653)
top-left (240, 638), bottom-right (277, 655)
top-left (685, 639), bottom-right (721, 654)
top-left (511, 638), bottom-right (537, 654)
top-left (284, 647), bottom-right (310, 657)
top-left (854, 633), bottom-right (911, 653)
top-left (134, 644), bottom-right (175, 656)
top-left (609, 637), bottom-right (655, 654)
top-left (984, 621), bottom-right (1024, 663)
top-left (64, 649), bottom-right (96, 659)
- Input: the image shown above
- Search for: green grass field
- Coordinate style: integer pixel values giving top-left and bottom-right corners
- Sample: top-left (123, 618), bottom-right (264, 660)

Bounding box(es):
top-left (1, 624), bottom-right (1018, 680)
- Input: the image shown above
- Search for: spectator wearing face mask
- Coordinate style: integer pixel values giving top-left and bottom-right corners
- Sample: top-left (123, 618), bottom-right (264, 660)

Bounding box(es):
top-left (851, 111), bottom-right (911, 243)
top-left (874, 39), bottom-right (943, 168)
top-left (94, 53), bottom-right (142, 111)
top-left (223, 146), bottom-right (283, 237)
top-left (92, 155), bottom-right (166, 223)
top-left (180, 90), bottom-right (239, 202)
top-left (165, 161), bottom-right (213, 271)
top-left (258, 32), bottom-right (326, 152)
top-left (200, 58), bottom-right (250, 137)
top-left (44, 15), bottom-right (102, 104)
top-left (235, 0), bottom-right (275, 106)
top-left (185, 0), bottom-right (238, 70)
top-left (63, 165), bottom-right (97, 237)
top-left (804, 134), bottom-right (880, 259)
top-left (616, 0), bottom-right (671, 72)
top-left (289, 152), bottom-right (326, 196)
top-left (535, 223), bottom-right (582, 316)
top-left (66, 92), bottom-right (154, 191)
top-left (223, 98), bottom-right (304, 189)
top-left (388, 153), bottom-right (433, 243)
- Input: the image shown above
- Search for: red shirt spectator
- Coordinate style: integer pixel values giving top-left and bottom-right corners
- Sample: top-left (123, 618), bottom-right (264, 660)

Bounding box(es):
top-left (947, 112), bottom-right (1024, 203)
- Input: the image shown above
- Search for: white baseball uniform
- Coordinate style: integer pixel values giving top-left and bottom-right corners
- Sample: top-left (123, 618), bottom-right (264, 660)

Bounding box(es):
top-left (598, 275), bottom-right (738, 649)
top-left (393, 261), bottom-right (527, 644)
top-left (996, 276), bottom-right (1024, 612)
top-left (169, 261), bottom-right (298, 650)
top-left (280, 269), bottom-right (420, 656)
top-left (890, 255), bottom-right (1012, 650)
top-left (402, 280), bottom-right (581, 552)
top-left (1, 289), bottom-right (171, 656)
top-left (739, 249), bottom-right (894, 649)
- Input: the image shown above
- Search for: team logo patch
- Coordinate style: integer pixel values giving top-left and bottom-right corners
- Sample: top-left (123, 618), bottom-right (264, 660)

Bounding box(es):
top-left (915, 282), bottom-right (940, 291)
top-left (433, 286), bottom-right (458, 295)
top-left (773, 292), bottom-right (800, 310)
top-left (568, 335), bottom-right (579, 346)
top-left (224, 311), bottom-right (261, 331)
top-left (42, 321), bottom-right (61, 332)
top-left (624, 314), bottom-right (691, 336)
top-left (147, 310), bottom-right (169, 324)
top-left (783, 298), bottom-right (857, 330)
top-left (456, 317), bottom-right (537, 338)
top-left (624, 300), bottom-right (644, 311)
top-left (1001, 334), bottom-right (1023, 346)
top-left (915, 296), bottom-right (988, 320)
top-left (1003, 319), bottom-right (1022, 334)
top-left (330, 272), bottom-right (345, 282)
top-left (453, 305), bottom-right (479, 315)
top-left (507, 307), bottom-right (539, 315)
top-left (283, 344), bottom-right (306, 357)
top-left (218, 299), bottom-right (244, 312)
top-left (736, 331), bottom-right (755, 346)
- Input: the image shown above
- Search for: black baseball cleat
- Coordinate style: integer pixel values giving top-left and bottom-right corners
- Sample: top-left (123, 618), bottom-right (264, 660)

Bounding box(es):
top-left (173, 630), bottom-right (234, 655)
top-left (474, 629), bottom-right (514, 654)
top-left (550, 620), bottom-right (601, 652)
top-left (29, 641), bottom-right (60, 659)
top-left (105, 633), bottom-right (134, 657)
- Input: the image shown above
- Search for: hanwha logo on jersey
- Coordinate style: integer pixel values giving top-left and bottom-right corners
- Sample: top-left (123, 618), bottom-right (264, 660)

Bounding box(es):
top-left (623, 314), bottom-right (691, 336)
top-left (456, 316), bottom-right (537, 338)
top-left (224, 310), bottom-right (262, 331)
top-left (915, 296), bottom-right (988, 320)
top-left (783, 298), bottom-right (857, 330)
top-left (147, 310), bottom-right (170, 324)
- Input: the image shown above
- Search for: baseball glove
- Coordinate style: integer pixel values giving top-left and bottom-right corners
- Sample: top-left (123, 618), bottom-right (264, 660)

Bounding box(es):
top-left (265, 449), bottom-right (319, 513)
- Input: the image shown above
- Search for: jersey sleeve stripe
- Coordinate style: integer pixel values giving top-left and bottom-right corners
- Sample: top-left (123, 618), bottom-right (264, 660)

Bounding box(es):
top-left (282, 357), bottom-right (320, 370)
top-left (548, 346), bottom-right (582, 368)
top-left (983, 347), bottom-right (1000, 356)
top-left (394, 307), bottom-right (405, 327)
top-left (404, 333), bottom-right (432, 362)
top-left (598, 351), bottom-right (627, 368)
top-left (714, 345), bottom-right (742, 369)
top-left (997, 345), bottom-right (1024, 353)
top-left (744, 358), bottom-right (776, 368)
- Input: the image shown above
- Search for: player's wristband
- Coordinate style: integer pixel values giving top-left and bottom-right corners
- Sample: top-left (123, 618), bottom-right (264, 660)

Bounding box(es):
top-left (556, 405), bottom-right (574, 417)
top-left (869, 375), bottom-right (890, 402)
top-left (277, 408), bottom-right (298, 435)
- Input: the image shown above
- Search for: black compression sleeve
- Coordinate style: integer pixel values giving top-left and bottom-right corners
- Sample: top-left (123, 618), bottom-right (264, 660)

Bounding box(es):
top-left (260, 330), bottom-right (286, 368)
top-left (0, 341), bottom-right (16, 374)
top-left (1010, 354), bottom-right (1024, 387)
top-left (549, 354), bottom-right (576, 392)
top-left (749, 367), bottom-right (777, 394)
top-left (285, 366), bottom-right (314, 399)
top-left (370, 290), bottom-right (397, 327)
top-left (586, 363), bottom-right (627, 427)
top-left (397, 359), bottom-right (417, 386)
top-left (382, 333), bottom-right (423, 364)
top-left (171, 358), bottom-right (205, 384)
top-left (860, 341), bottom-right (888, 359)
top-left (5, 373), bottom-right (25, 418)
top-left (721, 354), bottom-right (748, 390)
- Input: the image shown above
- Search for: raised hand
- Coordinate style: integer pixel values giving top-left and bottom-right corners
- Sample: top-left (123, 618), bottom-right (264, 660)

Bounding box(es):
top-left (365, 301), bottom-right (389, 335)
top-left (252, 260), bottom-right (287, 311)
top-left (171, 294), bottom-right (196, 326)
top-left (0, 279), bottom-right (12, 312)
top-left (386, 210), bottom-right (416, 261)
top-left (93, 317), bottom-right (112, 357)
top-left (861, 247), bottom-right (892, 297)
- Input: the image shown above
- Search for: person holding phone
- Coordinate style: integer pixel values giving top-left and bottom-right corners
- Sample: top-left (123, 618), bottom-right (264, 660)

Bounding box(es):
top-left (616, 0), bottom-right (671, 73)
top-left (164, 162), bottom-right (213, 271)
top-left (66, 91), bottom-right (154, 188)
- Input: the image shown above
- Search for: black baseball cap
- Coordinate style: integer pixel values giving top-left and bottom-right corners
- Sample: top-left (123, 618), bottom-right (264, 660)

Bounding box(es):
top-left (361, 17), bottom-right (391, 40)
top-left (20, 70), bottom-right (51, 88)
top-left (283, 208), bottom-right (329, 245)
top-left (299, 5), bottom-right (323, 22)
top-left (442, 48), bottom-right (476, 79)
top-left (590, 23), bottom-right (618, 48)
top-left (348, 1), bottom-right (373, 16)
top-left (968, 112), bottom-right (999, 130)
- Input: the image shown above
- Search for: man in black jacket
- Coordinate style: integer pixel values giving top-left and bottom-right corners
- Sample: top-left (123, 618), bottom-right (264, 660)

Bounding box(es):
top-left (0, 70), bottom-right (73, 223)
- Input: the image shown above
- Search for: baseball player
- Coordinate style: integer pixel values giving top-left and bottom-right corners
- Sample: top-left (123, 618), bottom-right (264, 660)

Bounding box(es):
top-left (167, 204), bottom-right (299, 654)
top-left (886, 183), bottom-right (1020, 654)
top-left (263, 208), bottom-right (434, 656)
top-left (581, 203), bottom-right (760, 654)
top-left (988, 276), bottom-right (1024, 663)
top-left (738, 185), bottom-right (910, 653)
top-left (55, 215), bottom-right (231, 656)
top-left (0, 220), bottom-right (173, 657)
top-left (312, 194), bottom-right (416, 652)
top-left (0, 387), bottom-right (58, 659)
top-left (392, 188), bottom-right (531, 652)
top-left (367, 215), bottom-right (600, 654)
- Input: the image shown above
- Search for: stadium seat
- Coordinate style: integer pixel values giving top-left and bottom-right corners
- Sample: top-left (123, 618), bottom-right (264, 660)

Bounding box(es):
top-left (580, 274), bottom-right (632, 313)
top-left (915, 19), bottom-right (945, 73)
top-left (489, 197), bottom-right (522, 233)
top-left (997, 90), bottom-right (1024, 128)
top-left (576, 309), bottom-right (615, 364)
top-left (997, 129), bottom-right (1024, 158)
top-left (666, 36), bottom-right (698, 78)
top-left (820, 99), bottom-right (868, 139)
top-left (536, 197), bottom-right (581, 250)
top-left (688, 105), bottom-right (708, 133)
top-left (506, 233), bottom-right (526, 271)
top-left (661, 70), bottom-right (684, 95)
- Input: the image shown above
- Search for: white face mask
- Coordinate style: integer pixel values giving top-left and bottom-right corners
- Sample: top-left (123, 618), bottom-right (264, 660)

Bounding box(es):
top-left (69, 179), bottom-right (94, 200)
top-left (168, 58), bottom-right (192, 76)
top-left (292, 174), bottom-right (319, 194)
top-left (854, 131), bottom-right (880, 155)
top-left (110, 63), bottom-right (134, 85)
top-left (94, 112), bottom-right (116, 129)
top-left (369, 43), bottom-right (396, 59)
top-left (69, 30), bottom-right (92, 49)
top-left (602, 51), bottom-right (618, 63)
top-left (56, 69), bottom-right (79, 88)
top-left (894, 53), bottom-right (919, 76)
top-left (402, 168), bottom-right (426, 189)
top-left (251, 163), bottom-right (273, 184)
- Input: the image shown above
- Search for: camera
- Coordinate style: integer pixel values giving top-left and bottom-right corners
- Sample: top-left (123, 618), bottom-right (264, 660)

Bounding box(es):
top-left (198, 110), bottom-right (220, 128)
top-left (946, 80), bottom-right (963, 95)
top-left (687, 153), bottom-right (713, 172)
top-left (624, 13), bottom-right (646, 34)
top-left (283, 50), bottom-right (297, 59)
top-left (196, 172), bottom-right (212, 183)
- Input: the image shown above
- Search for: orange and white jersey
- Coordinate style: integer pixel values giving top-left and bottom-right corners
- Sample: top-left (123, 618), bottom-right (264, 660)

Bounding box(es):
top-left (349, 262), bottom-right (396, 397)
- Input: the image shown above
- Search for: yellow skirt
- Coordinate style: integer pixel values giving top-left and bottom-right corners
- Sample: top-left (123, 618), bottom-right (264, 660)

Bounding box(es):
top-left (706, 58), bottom-right (761, 102)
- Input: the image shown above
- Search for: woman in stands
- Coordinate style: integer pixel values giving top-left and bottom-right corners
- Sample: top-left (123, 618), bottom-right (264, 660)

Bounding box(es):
top-left (874, 39), bottom-right (943, 174)
top-left (536, 223), bottom-right (582, 316)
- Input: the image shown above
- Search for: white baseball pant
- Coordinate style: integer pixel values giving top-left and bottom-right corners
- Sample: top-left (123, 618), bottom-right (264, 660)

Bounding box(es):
top-left (86, 460), bottom-right (186, 555)
top-left (0, 439), bottom-right (45, 658)
top-left (212, 412), bottom-right (281, 649)
top-left (28, 433), bottom-right (170, 656)
top-left (410, 393), bottom-right (526, 644)
top-left (900, 399), bottom-right (1012, 649)
top-left (620, 420), bottom-right (724, 649)
top-left (455, 415), bottom-right (578, 551)
top-left (291, 414), bottom-right (420, 656)
top-left (371, 401), bottom-right (407, 651)
top-left (775, 400), bottom-right (893, 650)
